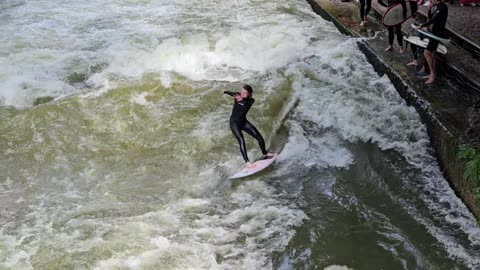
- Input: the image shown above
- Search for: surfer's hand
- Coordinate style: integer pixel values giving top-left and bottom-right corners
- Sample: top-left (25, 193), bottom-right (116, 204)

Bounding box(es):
top-left (234, 95), bottom-right (243, 101)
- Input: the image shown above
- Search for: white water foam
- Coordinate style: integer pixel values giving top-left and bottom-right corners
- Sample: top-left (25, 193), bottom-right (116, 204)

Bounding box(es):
top-left (1, 0), bottom-right (334, 107)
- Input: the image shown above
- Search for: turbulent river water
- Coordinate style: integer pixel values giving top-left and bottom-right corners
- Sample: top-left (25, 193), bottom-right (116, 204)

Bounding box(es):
top-left (1, 0), bottom-right (480, 269)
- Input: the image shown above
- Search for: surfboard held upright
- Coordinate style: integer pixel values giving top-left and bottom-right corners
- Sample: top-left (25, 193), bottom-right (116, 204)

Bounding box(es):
top-left (382, 1), bottom-right (418, 26)
top-left (229, 153), bottom-right (278, 179)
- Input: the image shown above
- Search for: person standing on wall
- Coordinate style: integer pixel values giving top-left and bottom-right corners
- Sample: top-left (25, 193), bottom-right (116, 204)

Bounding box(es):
top-left (416, 0), bottom-right (448, 84)
top-left (359, 0), bottom-right (372, 26)
top-left (378, 0), bottom-right (407, 53)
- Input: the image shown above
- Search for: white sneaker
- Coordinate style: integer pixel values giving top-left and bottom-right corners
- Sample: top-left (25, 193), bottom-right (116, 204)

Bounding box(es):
top-left (471, 3), bottom-right (477, 6)
top-left (423, 1), bottom-right (430, 6)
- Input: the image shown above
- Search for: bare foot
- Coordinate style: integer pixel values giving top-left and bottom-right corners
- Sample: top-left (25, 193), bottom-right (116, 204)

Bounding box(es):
top-left (245, 162), bottom-right (256, 168)
top-left (407, 60), bottom-right (418, 66)
top-left (425, 78), bottom-right (435, 84)
top-left (263, 152), bottom-right (275, 158)
top-left (360, 21), bottom-right (365, 26)
top-left (399, 47), bottom-right (406, 54)
top-left (422, 75), bottom-right (430, 79)
top-left (385, 45), bottom-right (393, 52)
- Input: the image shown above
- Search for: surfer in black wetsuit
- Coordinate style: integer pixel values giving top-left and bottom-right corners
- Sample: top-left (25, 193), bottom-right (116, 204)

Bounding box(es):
top-left (378, 0), bottom-right (407, 53)
top-left (223, 85), bottom-right (273, 168)
top-left (416, 0), bottom-right (448, 84)
top-left (359, 0), bottom-right (372, 26)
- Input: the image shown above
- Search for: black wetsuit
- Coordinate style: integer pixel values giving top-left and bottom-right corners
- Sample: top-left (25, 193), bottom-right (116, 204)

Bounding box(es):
top-left (224, 91), bottom-right (267, 162)
top-left (359, 0), bottom-right (372, 20)
top-left (420, 3), bottom-right (448, 52)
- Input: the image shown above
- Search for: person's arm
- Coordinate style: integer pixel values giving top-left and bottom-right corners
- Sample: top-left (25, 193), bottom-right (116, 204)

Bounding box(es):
top-left (378, 0), bottom-right (388, 8)
top-left (420, 5), bottom-right (444, 28)
top-left (223, 91), bottom-right (239, 97)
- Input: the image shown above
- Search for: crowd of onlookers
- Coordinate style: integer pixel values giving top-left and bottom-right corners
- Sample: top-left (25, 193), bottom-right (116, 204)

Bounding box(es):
top-left (357, 0), bottom-right (451, 84)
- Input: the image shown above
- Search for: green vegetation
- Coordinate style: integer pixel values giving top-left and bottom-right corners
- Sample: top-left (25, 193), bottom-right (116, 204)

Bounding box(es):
top-left (33, 96), bottom-right (54, 106)
top-left (67, 72), bottom-right (88, 84)
top-left (66, 64), bottom-right (105, 84)
top-left (458, 144), bottom-right (480, 203)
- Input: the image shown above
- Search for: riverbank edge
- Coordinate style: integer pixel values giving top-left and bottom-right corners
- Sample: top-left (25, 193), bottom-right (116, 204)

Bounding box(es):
top-left (305, 0), bottom-right (480, 219)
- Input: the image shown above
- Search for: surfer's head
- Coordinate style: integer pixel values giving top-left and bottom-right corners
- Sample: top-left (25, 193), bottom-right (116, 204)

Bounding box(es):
top-left (241, 85), bottom-right (253, 98)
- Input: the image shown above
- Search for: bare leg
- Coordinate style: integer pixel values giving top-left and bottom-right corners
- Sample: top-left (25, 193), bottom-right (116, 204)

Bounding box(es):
top-left (424, 50), bottom-right (436, 84)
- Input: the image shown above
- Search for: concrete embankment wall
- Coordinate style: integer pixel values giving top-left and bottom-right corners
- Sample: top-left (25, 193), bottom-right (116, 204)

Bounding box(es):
top-left (305, 0), bottom-right (480, 218)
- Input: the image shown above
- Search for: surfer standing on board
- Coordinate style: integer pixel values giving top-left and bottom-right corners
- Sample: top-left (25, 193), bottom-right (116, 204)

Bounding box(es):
top-left (378, 0), bottom-right (407, 53)
top-left (223, 85), bottom-right (273, 168)
top-left (415, 0), bottom-right (448, 84)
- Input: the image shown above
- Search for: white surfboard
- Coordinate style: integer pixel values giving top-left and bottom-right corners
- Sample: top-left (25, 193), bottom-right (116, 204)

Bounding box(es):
top-left (403, 36), bottom-right (448, 54)
top-left (229, 153), bottom-right (277, 179)
top-left (382, 1), bottom-right (418, 26)
top-left (411, 23), bottom-right (451, 45)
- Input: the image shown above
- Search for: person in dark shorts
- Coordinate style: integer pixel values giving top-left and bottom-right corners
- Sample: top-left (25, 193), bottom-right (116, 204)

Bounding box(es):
top-left (223, 85), bottom-right (273, 168)
top-left (416, 0), bottom-right (448, 84)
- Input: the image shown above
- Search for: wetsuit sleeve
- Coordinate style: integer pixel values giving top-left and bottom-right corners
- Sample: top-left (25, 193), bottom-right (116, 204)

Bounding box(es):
top-left (420, 5), bottom-right (445, 28)
top-left (223, 91), bottom-right (239, 96)
top-left (378, 0), bottom-right (388, 8)
top-left (244, 98), bottom-right (254, 109)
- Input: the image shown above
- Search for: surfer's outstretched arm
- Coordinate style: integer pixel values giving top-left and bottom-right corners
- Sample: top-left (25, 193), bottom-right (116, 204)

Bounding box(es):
top-left (223, 91), bottom-right (239, 97)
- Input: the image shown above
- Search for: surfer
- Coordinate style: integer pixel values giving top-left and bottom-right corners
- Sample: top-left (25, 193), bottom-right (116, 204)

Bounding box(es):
top-left (378, 0), bottom-right (407, 53)
top-left (415, 0), bottom-right (448, 84)
top-left (223, 85), bottom-right (273, 168)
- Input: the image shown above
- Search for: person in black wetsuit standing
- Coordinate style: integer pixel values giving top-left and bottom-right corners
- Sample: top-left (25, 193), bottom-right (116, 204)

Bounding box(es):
top-left (416, 0), bottom-right (448, 84)
top-left (359, 0), bottom-right (372, 26)
top-left (378, 0), bottom-right (407, 53)
top-left (223, 85), bottom-right (273, 168)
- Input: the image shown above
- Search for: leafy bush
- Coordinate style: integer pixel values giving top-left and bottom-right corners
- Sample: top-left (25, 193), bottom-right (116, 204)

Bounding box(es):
top-left (459, 144), bottom-right (480, 203)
